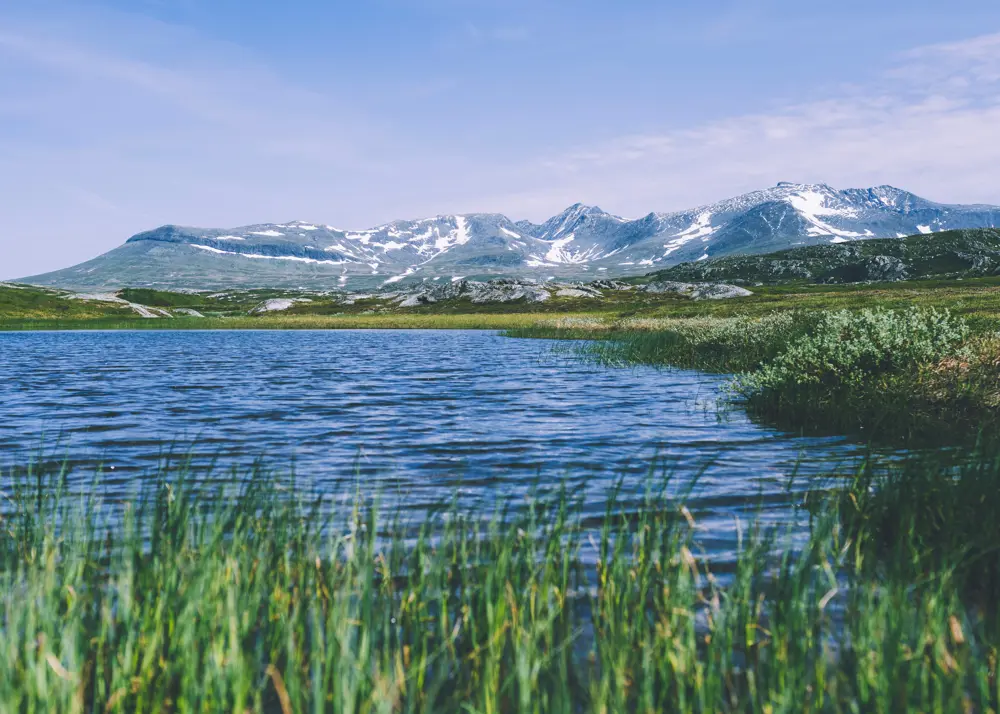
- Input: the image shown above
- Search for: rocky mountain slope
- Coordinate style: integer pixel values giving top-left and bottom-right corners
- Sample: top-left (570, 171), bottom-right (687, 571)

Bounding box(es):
top-left (644, 228), bottom-right (1000, 285)
top-left (21, 183), bottom-right (1000, 290)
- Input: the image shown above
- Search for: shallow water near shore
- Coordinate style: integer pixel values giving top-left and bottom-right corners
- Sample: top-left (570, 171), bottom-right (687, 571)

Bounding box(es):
top-left (1, 329), bottom-right (876, 562)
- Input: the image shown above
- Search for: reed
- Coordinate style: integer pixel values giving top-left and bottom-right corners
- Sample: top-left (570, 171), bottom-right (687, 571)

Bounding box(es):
top-left (2, 451), bottom-right (998, 712)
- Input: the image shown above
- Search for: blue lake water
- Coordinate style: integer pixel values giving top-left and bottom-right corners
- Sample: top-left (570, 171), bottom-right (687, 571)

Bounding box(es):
top-left (1, 329), bottom-right (871, 561)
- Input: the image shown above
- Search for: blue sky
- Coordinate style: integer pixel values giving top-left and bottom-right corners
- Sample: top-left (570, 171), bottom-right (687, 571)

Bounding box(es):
top-left (2, 0), bottom-right (1000, 278)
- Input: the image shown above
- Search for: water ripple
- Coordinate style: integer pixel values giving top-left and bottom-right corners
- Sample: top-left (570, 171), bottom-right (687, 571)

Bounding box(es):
top-left (0, 329), bottom-right (871, 552)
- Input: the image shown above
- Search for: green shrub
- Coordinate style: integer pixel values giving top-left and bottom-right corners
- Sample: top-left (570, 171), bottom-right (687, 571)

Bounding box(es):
top-left (735, 307), bottom-right (970, 394)
top-left (516, 307), bottom-right (989, 442)
top-left (728, 308), bottom-right (979, 440)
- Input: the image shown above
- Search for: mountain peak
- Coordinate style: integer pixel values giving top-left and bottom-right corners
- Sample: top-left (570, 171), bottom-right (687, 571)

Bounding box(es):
top-left (774, 181), bottom-right (838, 192)
top-left (558, 202), bottom-right (605, 216)
top-left (838, 185), bottom-right (928, 211)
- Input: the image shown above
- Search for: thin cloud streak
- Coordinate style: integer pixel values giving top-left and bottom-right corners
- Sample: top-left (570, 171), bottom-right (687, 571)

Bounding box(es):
top-left (495, 33), bottom-right (1000, 217)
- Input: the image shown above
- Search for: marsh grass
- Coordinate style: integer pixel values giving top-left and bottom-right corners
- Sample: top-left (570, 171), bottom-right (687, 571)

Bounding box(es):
top-left (555, 313), bottom-right (812, 374)
top-left (510, 308), bottom-right (1000, 444)
top-left (2, 452), bottom-right (1000, 712)
top-left (842, 440), bottom-right (1000, 602)
top-left (0, 312), bottom-right (609, 332)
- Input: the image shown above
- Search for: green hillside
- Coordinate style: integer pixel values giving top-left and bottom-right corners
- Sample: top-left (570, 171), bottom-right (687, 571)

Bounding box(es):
top-left (642, 228), bottom-right (1000, 285)
top-left (0, 283), bottom-right (134, 320)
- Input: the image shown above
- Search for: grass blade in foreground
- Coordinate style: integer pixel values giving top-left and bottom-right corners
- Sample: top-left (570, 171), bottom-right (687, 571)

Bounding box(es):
top-left (1, 453), bottom-right (998, 712)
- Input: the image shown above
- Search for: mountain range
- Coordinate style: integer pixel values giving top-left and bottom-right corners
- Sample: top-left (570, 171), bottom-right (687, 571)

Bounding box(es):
top-left (21, 182), bottom-right (1000, 290)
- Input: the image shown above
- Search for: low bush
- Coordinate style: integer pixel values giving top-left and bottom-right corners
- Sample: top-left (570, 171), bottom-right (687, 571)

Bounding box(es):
top-left (735, 307), bottom-right (969, 394)
top-left (731, 308), bottom-right (988, 441)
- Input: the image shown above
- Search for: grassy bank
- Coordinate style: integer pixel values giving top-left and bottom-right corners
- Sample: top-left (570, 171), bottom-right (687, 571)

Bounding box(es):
top-left (7, 276), bottom-right (1000, 331)
top-left (3, 449), bottom-right (1000, 712)
top-left (0, 312), bottom-right (616, 332)
top-left (509, 307), bottom-right (1000, 444)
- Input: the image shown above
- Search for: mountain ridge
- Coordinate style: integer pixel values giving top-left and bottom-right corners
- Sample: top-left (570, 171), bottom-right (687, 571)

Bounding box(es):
top-left (644, 227), bottom-right (1000, 285)
top-left (21, 182), bottom-right (1000, 290)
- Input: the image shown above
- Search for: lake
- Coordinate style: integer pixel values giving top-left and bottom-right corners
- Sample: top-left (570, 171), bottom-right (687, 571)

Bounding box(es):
top-left (1, 329), bottom-right (870, 562)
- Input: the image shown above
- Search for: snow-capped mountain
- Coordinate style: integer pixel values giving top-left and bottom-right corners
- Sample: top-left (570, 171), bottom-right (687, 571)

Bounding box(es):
top-left (21, 183), bottom-right (1000, 290)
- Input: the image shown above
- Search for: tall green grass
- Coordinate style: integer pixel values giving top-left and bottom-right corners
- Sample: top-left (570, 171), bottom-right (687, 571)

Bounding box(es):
top-left (3, 452), bottom-right (999, 712)
top-left (556, 313), bottom-right (812, 373)
top-left (843, 442), bottom-right (1000, 601)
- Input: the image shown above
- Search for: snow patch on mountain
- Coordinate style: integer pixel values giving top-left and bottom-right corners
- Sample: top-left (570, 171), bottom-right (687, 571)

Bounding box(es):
top-left (192, 244), bottom-right (348, 265)
top-left (454, 216), bottom-right (470, 245)
top-left (787, 190), bottom-right (857, 220)
top-left (428, 216), bottom-right (471, 253)
top-left (664, 212), bottom-right (716, 256)
top-left (544, 234), bottom-right (577, 263)
top-left (787, 190), bottom-right (866, 239)
top-left (384, 267), bottom-right (417, 285)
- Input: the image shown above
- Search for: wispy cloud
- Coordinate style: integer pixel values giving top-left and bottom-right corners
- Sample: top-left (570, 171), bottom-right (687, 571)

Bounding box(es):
top-left (0, 21), bottom-right (377, 161)
top-left (493, 33), bottom-right (1000, 217)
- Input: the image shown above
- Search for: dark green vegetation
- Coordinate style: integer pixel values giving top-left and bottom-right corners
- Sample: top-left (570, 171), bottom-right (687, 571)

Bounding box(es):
top-left (4, 448), bottom-right (1000, 713)
top-left (116, 288), bottom-right (211, 308)
top-left (0, 283), bottom-right (133, 320)
top-left (731, 308), bottom-right (996, 443)
top-left (647, 228), bottom-right (1000, 285)
top-left (844, 446), bottom-right (1000, 601)
top-left (511, 307), bottom-right (1000, 445)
